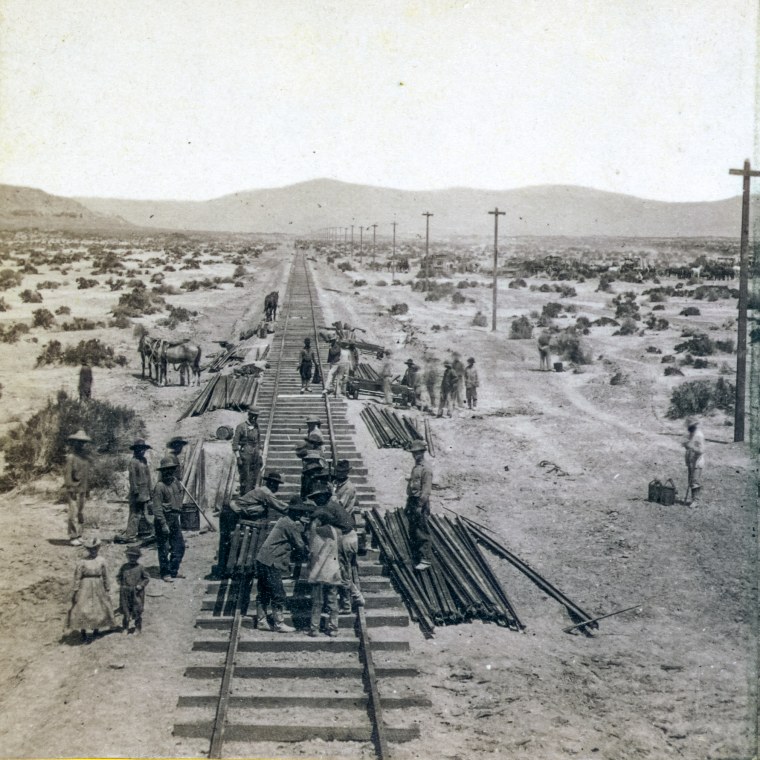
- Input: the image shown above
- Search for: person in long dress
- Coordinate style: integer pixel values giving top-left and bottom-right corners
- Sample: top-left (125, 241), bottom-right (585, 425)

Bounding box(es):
top-left (66, 536), bottom-right (116, 641)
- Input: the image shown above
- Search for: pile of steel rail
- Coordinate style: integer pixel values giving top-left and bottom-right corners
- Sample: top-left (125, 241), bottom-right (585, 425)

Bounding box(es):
top-left (365, 510), bottom-right (522, 636)
top-left (353, 362), bottom-right (381, 381)
top-left (205, 343), bottom-right (244, 372)
top-left (178, 374), bottom-right (259, 419)
top-left (180, 439), bottom-right (206, 508)
top-left (365, 510), bottom-right (597, 637)
top-left (360, 405), bottom-right (435, 455)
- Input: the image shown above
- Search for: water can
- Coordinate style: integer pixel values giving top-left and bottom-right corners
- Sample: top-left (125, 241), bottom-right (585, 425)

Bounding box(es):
top-left (554, 362), bottom-right (564, 372)
top-left (180, 505), bottom-right (200, 531)
top-left (659, 479), bottom-right (676, 506)
top-left (648, 479), bottom-right (662, 503)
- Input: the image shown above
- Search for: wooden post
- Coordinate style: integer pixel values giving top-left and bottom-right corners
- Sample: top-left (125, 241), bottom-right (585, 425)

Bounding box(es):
top-left (422, 212), bottom-right (433, 291)
top-left (391, 221), bottom-right (397, 280)
top-left (729, 160), bottom-right (760, 442)
top-left (359, 226), bottom-right (364, 263)
top-left (350, 224), bottom-right (354, 260)
top-left (488, 207), bottom-right (506, 332)
top-left (371, 223), bottom-right (378, 264)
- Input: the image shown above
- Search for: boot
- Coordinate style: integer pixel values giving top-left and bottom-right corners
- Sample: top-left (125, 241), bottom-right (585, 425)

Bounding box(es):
top-left (690, 486), bottom-right (701, 506)
top-left (255, 603), bottom-right (272, 631)
top-left (135, 617), bottom-right (142, 633)
top-left (122, 616), bottom-right (129, 632)
top-left (271, 609), bottom-right (295, 633)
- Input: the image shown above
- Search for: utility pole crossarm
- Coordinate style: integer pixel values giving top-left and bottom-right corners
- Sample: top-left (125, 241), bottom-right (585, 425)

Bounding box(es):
top-left (488, 207), bottom-right (506, 332)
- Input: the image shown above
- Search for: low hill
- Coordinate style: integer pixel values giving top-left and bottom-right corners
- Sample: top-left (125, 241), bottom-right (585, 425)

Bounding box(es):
top-left (0, 185), bottom-right (132, 231)
top-left (78, 179), bottom-right (751, 238)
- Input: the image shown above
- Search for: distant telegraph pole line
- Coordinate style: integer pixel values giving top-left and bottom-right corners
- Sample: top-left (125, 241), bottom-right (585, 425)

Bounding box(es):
top-left (371, 223), bottom-right (378, 264)
top-left (728, 159), bottom-right (760, 442)
top-left (488, 207), bottom-right (506, 332)
top-left (350, 224), bottom-right (354, 259)
top-left (422, 212), bottom-right (433, 290)
top-left (391, 221), bottom-right (397, 280)
top-left (359, 226), bottom-right (364, 263)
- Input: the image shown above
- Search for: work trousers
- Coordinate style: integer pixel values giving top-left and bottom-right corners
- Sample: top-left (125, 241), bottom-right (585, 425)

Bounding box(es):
top-left (466, 386), bottom-right (478, 409)
top-left (310, 583), bottom-right (339, 633)
top-left (67, 489), bottom-right (86, 540)
top-left (256, 563), bottom-right (287, 613)
top-left (237, 449), bottom-right (262, 495)
top-left (125, 498), bottom-right (150, 540)
top-left (299, 362), bottom-right (313, 389)
top-left (155, 513), bottom-right (185, 577)
top-left (382, 376), bottom-right (393, 405)
top-left (438, 390), bottom-right (455, 417)
top-left (338, 530), bottom-right (363, 605)
top-left (687, 464), bottom-right (703, 489)
top-left (405, 497), bottom-right (432, 563)
top-left (539, 347), bottom-right (551, 370)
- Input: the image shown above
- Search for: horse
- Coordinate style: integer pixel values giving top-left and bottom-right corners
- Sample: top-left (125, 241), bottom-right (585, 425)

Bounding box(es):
top-left (264, 291), bottom-right (279, 321)
top-left (160, 343), bottom-right (202, 386)
top-left (138, 334), bottom-right (162, 382)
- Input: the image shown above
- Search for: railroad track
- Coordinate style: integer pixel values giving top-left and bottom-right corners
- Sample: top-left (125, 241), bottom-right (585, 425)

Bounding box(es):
top-left (173, 252), bottom-right (429, 758)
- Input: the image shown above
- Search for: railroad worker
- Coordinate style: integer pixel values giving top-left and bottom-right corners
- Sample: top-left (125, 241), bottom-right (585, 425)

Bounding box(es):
top-left (306, 505), bottom-right (342, 637)
top-left (310, 485), bottom-right (364, 612)
top-left (254, 498), bottom-right (308, 633)
top-left (117, 439), bottom-right (153, 544)
top-left (298, 337), bottom-right (316, 394)
top-left (218, 471), bottom-right (288, 575)
top-left (380, 350), bottom-right (395, 406)
top-left (331, 343), bottom-right (353, 397)
top-left (117, 547), bottom-right (150, 634)
top-left (424, 358), bottom-right (441, 410)
top-left (305, 416), bottom-right (324, 446)
top-left (232, 408), bottom-right (263, 495)
top-left (322, 337), bottom-right (342, 396)
top-left (451, 352), bottom-right (465, 407)
top-left (78, 361), bottom-right (93, 402)
top-left (400, 358), bottom-right (415, 388)
top-left (683, 418), bottom-right (705, 506)
top-left (64, 430), bottom-right (92, 546)
top-left (165, 436), bottom-right (189, 480)
top-left (464, 357), bottom-right (480, 410)
top-left (66, 537), bottom-right (116, 641)
top-left (412, 363), bottom-right (432, 413)
top-left (538, 333), bottom-right (552, 371)
top-left (405, 440), bottom-right (433, 571)
top-left (332, 459), bottom-right (358, 519)
top-left (437, 361), bottom-right (457, 418)
top-left (152, 457), bottom-right (185, 583)
top-left (301, 452), bottom-right (328, 500)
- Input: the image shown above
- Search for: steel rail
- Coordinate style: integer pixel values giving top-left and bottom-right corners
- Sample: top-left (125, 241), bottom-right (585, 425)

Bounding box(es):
top-left (299, 255), bottom-right (391, 760)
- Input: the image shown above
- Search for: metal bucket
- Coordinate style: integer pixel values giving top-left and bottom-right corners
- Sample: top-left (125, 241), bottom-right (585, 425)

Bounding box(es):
top-left (553, 362), bottom-right (564, 372)
top-left (648, 479), bottom-right (662, 503)
top-left (659, 479), bottom-right (676, 506)
top-left (180, 505), bottom-right (200, 531)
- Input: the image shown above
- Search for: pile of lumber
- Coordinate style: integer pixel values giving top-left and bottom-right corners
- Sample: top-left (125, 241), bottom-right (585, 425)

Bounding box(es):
top-left (360, 405), bottom-right (435, 455)
top-left (180, 439), bottom-right (206, 508)
top-left (354, 362), bottom-right (381, 381)
top-left (210, 455), bottom-right (238, 511)
top-left (178, 374), bottom-right (259, 419)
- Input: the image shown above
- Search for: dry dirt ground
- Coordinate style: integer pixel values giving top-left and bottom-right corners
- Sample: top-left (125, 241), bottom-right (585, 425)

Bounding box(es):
top-left (0, 237), bottom-right (756, 760)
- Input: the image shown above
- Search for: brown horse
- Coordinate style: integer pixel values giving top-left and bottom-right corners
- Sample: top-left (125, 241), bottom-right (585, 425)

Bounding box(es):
top-left (161, 343), bottom-right (202, 386)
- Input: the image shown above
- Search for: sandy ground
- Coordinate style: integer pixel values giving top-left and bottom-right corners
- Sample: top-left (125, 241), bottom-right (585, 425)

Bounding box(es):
top-left (0, 234), bottom-right (756, 760)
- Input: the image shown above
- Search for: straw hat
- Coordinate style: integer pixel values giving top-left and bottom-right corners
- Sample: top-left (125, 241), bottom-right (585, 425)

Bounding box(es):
top-left (307, 485), bottom-right (332, 500)
top-left (263, 471), bottom-right (283, 485)
top-left (125, 546), bottom-right (142, 558)
top-left (67, 430), bottom-right (92, 443)
top-left (335, 459), bottom-right (352, 475)
top-left (83, 536), bottom-right (101, 550)
top-left (166, 436), bottom-right (188, 447)
top-left (129, 438), bottom-right (151, 450)
top-left (157, 456), bottom-right (179, 470)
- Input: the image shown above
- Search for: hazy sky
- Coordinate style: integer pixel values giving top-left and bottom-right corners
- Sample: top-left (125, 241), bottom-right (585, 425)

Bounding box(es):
top-left (0, 0), bottom-right (757, 202)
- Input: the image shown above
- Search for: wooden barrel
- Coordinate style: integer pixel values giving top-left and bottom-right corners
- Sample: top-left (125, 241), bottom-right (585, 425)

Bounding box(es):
top-left (216, 425), bottom-right (233, 440)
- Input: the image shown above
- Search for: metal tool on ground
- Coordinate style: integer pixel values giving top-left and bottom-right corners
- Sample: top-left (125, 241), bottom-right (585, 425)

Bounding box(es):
top-left (563, 603), bottom-right (644, 634)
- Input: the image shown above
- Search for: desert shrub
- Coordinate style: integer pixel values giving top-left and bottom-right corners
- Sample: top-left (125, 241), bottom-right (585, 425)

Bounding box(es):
top-left (645, 314), bottom-right (669, 331)
top-left (538, 283), bottom-right (552, 293)
top-left (353, 279), bottom-right (367, 288)
top-left (674, 332), bottom-right (714, 356)
top-left (693, 285), bottom-right (737, 301)
top-left (55, 305), bottom-right (71, 316)
top-left (451, 291), bottom-right (466, 304)
top-left (21, 263), bottom-right (38, 274)
top-left (376, 279), bottom-right (388, 287)
top-left (112, 287), bottom-right (166, 318)
top-left (389, 303), bottom-right (409, 316)
top-left (646, 346), bottom-right (662, 354)
top-left (149, 272), bottom-right (165, 284)
top-left (151, 283), bottom-right (180, 295)
top-left (107, 278), bottom-right (125, 291)
top-left (0, 390), bottom-right (144, 492)
top-left (431, 324), bottom-right (450, 332)
top-left (596, 273), bottom-right (614, 292)
top-left (233, 265), bottom-right (247, 278)
top-left (510, 316), bottom-right (533, 339)
top-left (36, 280), bottom-right (60, 291)
top-left (542, 302), bottom-right (563, 319)
top-left (0, 297), bottom-right (8, 312)
top-left (32, 308), bottom-right (55, 329)
top-left (35, 340), bottom-right (63, 365)
top-left (649, 291), bottom-right (668, 303)
top-left (180, 260), bottom-right (201, 270)
top-left (0, 269), bottom-right (23, 290)
top-left (715, 339), bottom-right (735, 353)
top-left (666, 378), bottom-right (734, 418)
top-left (234, 281), bottom-right (245, 288)
top-left (424, 282), bottom-right (455, 301)
top-left (614, 318), bottom-right (638, 336)
top-left (472, 311), bottom-right (488, 327)
top-left (62, 317), bottom-right (104, 331)
top-left (555, 284), bottom-right (577, 298)
top-left (0, 323), bottom-right (30, 344)
top-left (36, 338), bottom-right (127, 368)
top-left (337, 261), bottom-right (354, 272)
top-left (156, 305), bottom-right (197, 329)
top-left (652, 304), bottom-right (665, 311)
top-left (680, 306), bottom-right (701, 317)
top-left (508, 278), bottom-right (527, 289)
top-left (553, 328), bottom-right (592, 364)
top-left (76, 277), bottom-right (98, 289)
top-left (693, 358), bottom-right (710, 369)
top-left (163, 265), bottom-right (176, 272)
top-left (20, 289), bottom-right (43, 304)
top-left (457, 279), bottom-right (479, 289)
top-left (109, 314), bottom-right (131, 329)
top-left (180, 278), bottom-right (219, 292)
top-left (610, 371), bottom-right (628, 385)
top-left (661, 354), bottom-right (675, 363)
top-left (612, 292), bottom-right (640, 321)
top-left (536, 314), bottom-right (553, 328)
top-left (664, 366), bottom-right (684, 376)
top-left (564, 304), bottom-right (578, 314)
top-left (576, 316), bottom-right (591, 329)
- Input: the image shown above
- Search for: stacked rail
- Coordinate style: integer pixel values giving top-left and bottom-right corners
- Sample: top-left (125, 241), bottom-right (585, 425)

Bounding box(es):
top-left (173, 251), bottom-right (425, 759)
top-left (178, 374), bottom-right (259, 419)
top-left (361, 405), bottom-right (435, 455)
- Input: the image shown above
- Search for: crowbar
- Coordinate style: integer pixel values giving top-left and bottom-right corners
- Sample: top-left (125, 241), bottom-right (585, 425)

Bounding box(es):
top-left (177, 479), bottom-right (217, 531)
top-left (563, 603), bottom-right (643, 634)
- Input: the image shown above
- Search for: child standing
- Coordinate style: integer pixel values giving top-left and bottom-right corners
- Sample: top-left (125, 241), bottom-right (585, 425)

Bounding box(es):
top-left (306, 511), bottom-right (342, 638)
top-left (117, 547), bottom-right (150, 633)
top-left (66, 536), bottom-right (116, 641)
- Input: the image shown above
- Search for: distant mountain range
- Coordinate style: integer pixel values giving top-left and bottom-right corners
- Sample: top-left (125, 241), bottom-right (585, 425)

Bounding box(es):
top-left (0, 179), bottom-right (753, 238)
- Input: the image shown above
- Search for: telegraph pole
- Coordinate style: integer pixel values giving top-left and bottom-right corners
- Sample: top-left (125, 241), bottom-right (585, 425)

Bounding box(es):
top-left (359, 226), bottom-right (364, 263)
top-left (350, 224), bottom-right (354, 260)
top-left (422, 212), bottom-right (433, 290)
top-left (729, 159), bottom-right (760, 442)
top-left (488, 207), bottom-right (506, 332)
top-left (371, 223), bottom-right (378, 264)
top-left (391, 221), bottom-right (397, 280)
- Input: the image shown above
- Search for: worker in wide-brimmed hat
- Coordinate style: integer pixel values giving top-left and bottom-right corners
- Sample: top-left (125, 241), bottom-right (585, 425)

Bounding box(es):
top-left (298, 337), bottom-right (317, 394)
top-left (164, 435), bottom-right (189, 480)
top-left (683, 418), bottom-right (705, 506)
top-left (331, 459), bottom-right (364, 613)
top-left (152, 457), bottom-right (185, 582)
top-left (305, 416), bottom-right (323, 445)
top-left (464, 357), bottom-right (479, 410)
top-left (380, 349), bottom-right (395, 406)
top-left (64, 430), bottom-right (93, 546)
top-left (117, 545), bottom-right (150, 633)
top-left (438, 361), bottom-right (457, 418)
top-left (232, 408), bottom-right (262, 496)
top-left (116, 438), bottom-right (153, 544)
top-left (66, 535), bottom-right (116, 641)
top-left (406, 440), bottom-right (433, 571)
